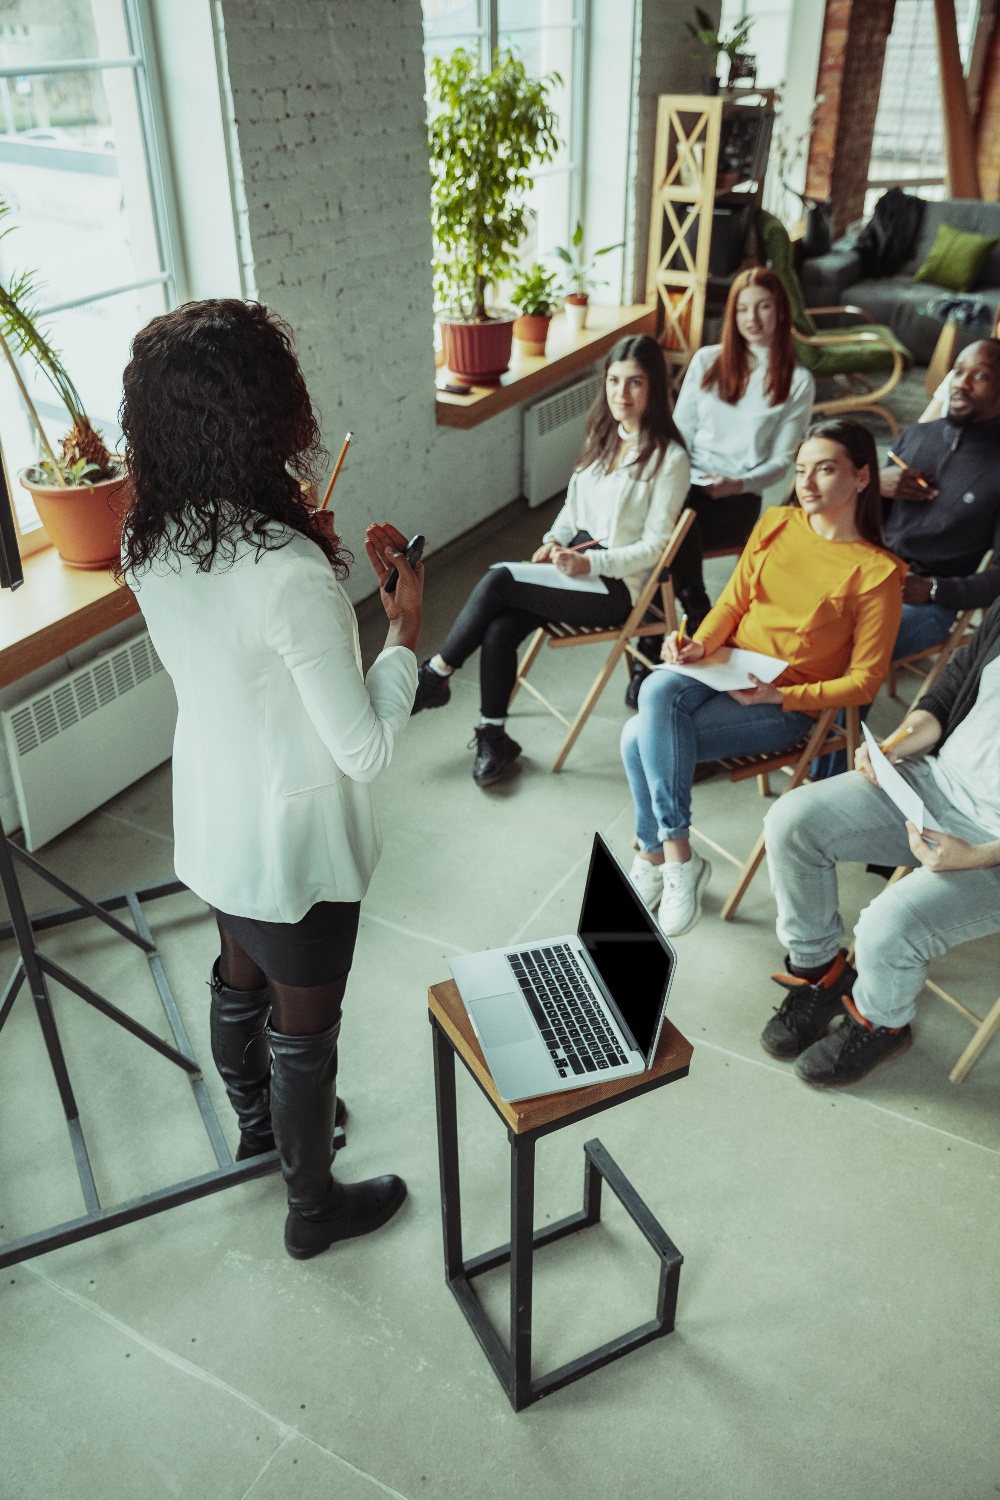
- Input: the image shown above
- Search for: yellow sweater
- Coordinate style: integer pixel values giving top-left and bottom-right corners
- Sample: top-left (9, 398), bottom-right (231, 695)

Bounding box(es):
top-left (695, 507), bottom-right (905, 715)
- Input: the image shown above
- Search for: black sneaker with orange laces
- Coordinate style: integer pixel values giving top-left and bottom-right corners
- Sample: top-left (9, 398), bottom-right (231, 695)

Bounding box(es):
top-left (794, 996), bottom-right (912, 1087)
top-left (760, 949), bottom-right (856, 1059)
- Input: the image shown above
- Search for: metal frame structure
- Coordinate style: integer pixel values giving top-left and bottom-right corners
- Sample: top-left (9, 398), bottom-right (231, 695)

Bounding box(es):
top-left (0, 835), bottom-right (279, 1271)
top-left (431, 1014), bottom-right (685, 1412)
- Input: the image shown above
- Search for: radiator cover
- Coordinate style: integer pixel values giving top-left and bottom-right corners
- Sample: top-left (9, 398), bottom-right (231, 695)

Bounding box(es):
top-left (2, 631), bottom-right (177, 851)
top-left (522, 373), bottom-right (602, 507)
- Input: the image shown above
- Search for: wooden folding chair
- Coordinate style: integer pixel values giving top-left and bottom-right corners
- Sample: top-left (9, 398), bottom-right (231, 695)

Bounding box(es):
top-left (690, 705), bottom-right (861, 921)
top-left (508, 508), bottom-right (696, 772)
top-left (847, 867), bottom-right (1000, 1083)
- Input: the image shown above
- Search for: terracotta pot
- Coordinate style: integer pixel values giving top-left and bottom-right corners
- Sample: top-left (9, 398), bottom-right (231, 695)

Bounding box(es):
top-left (564, 293), bottom-right (589, 334)
top-left (20, 469), bottom-right (130, 570)
top-left (513, 312), bottom-right (552, 357)
top-left (441, 314), bottom-right (516, 384)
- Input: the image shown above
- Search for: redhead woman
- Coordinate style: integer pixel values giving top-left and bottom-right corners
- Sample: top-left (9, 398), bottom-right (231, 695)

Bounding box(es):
top-left (410, 334), bottom-right (690, 782)
top-left (622, 420), bottom-right (905, 938)
top-left (668, 268), bottom-right (816, 631)
top-left (119, 300), bottom-right (422, 1261)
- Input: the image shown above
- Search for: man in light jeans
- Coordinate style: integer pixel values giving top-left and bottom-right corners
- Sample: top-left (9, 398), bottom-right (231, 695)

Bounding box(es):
top-left (759, 598), bottom-right (1000, 1087)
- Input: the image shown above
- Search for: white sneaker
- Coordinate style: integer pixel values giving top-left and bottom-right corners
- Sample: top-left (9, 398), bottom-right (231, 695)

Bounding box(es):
top-left (657, 851), bottom-right (712, 937)
top-left (629, 854), bottom-right (664, 910)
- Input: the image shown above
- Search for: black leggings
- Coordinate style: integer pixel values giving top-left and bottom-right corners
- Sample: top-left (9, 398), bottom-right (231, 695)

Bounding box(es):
top-left (668, 484), bottom-right (761, 616)
top-left (216, 902), bottom-right (360, 1036)
top-left (438, 557), bottom-right (633, 718)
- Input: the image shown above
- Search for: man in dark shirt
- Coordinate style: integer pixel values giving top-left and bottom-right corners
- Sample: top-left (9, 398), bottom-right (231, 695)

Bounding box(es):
top-left (880, 338), bottom-right (1000, 661)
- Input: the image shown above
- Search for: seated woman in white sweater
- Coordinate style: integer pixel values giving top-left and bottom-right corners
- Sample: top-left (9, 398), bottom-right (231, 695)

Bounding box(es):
top-left (410, 334), bottom-right (690, 786)
top-left (668, 268), bottom-right (815, 631)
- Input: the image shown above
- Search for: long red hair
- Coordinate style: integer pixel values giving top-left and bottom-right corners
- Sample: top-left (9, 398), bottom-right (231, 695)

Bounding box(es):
top-left (701, 268), bottom-right (795, 407)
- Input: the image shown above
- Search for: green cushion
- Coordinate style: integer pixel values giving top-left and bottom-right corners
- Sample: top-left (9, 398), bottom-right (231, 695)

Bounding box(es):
top-left (755, 210), bottom-right (817, 336)
top-left (793, 325), bottom-right (914, 378)
top-left (913, 222), bottom-right (999, 293)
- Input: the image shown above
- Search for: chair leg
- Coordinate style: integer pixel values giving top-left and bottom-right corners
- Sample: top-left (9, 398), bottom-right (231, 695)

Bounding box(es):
top-left (721, 830), bottom-right (766, 921)
top-left (508, 628), bottom-right (546, 709)
top-left (887, 663), bottom-right (898, 699)
top-left (949, 994), bottom-right (1000, 1084)
top-left (757, 773), bottom-right (771, 797)
top-left (845, 706), bottom-right (859, 772)
top-left (552, 643), bottom-right (626, 773)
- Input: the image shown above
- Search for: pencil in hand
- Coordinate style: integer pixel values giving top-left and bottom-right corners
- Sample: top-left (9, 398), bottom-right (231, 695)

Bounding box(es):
top-left (888, 452), bottom-right (930, 491)
top-left (676, 612), bottom-right (689, 648)
top-left (566, 538), bottom-right (602, 553)
top-left (880, 724), bottom-right (913, 753)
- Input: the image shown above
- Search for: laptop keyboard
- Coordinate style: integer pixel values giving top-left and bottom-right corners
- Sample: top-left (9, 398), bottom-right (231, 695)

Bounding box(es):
top-left (507, 943), bottom-right (630, 1080)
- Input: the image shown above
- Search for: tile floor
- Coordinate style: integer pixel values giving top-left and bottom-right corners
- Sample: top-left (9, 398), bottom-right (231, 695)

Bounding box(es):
top-left (2, 380), bottom-right (999, 1498)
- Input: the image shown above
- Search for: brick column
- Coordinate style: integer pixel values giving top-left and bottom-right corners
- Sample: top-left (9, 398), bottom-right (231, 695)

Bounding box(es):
top-left (975, 9), bottom-right (1000, 199)
top-left (805, 0), bottom-right (897, 238)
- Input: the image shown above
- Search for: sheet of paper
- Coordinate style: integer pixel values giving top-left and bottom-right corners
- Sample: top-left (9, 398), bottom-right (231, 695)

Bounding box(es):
top-left (491, 561), bottom-right (609, 594)
top-left (653, 646), bottom-right (787, 692)
top-left (862, 723), bottom-right (925, 830)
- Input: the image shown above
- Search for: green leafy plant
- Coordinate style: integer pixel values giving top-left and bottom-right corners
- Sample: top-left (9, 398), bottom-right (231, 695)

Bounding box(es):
top-left (686, 7), bottom-right (753, 72)
top-left (510, 261), bottom-right (559, 317)
top-left (551, 220), bottom-right (623, 297)
top-left (428, 48), bottom-right (562, 322)
top-left (0, 196), bottom-right (117, 487)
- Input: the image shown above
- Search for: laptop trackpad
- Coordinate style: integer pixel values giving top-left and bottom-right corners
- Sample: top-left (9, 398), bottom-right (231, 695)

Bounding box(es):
top-left (470, 992), bottom-right (536, 1048)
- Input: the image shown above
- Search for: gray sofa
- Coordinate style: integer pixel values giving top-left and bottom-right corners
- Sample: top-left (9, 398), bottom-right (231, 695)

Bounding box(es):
top-left (800, 198), bottom-right (1000, 364)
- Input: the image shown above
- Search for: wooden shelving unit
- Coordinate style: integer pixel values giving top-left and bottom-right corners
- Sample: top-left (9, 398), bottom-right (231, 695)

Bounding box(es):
top-left (645, 91), bottom-right (774, 390)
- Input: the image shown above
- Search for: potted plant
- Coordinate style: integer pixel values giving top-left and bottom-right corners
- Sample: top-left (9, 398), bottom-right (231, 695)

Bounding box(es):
top-left (0, 209), bottom-right (125, 568)
top-left (510, 262), bottom-right (559, 356)
top-left (551, 221), bottom-right (624, 333)
top-left (429, 47), bottom-right (561, 384)
top-left (686, 8), bottom-right (754, 94)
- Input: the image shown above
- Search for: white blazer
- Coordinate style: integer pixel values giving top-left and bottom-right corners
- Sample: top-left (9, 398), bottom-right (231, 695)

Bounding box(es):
top-left (131, 526), bottom-right (417, 923)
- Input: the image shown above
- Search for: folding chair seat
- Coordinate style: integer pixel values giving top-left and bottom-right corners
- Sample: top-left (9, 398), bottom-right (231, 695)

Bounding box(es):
top-left (849, 868), bottom-right (1000, 1083)
top-left (690, 705), bottom-right (861, 921)
top-left (509, 508), bottom-right (696, 772)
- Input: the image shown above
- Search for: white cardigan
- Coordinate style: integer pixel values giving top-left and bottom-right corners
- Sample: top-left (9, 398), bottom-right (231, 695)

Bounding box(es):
top-left (131, 526), bottom-right (417, 922)
top-left (542, 441), bottom-right (690, 602)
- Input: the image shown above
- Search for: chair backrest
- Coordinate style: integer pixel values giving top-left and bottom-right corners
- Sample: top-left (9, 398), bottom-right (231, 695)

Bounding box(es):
top-left (755, 210), bottom-right (818, 339)
top-left (628, 507), bottom-right (697, 624)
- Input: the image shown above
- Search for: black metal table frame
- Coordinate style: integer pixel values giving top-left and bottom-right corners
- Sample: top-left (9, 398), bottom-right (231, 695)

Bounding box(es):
top-left (431, 1015), bottom-right (685, 1411)
top-left (0, 834), bottom-right (281, 1271)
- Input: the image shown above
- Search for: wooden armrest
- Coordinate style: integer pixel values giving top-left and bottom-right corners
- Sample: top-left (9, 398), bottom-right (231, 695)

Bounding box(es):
top-left (809, 303), bottom-right (875, 323)
top-left (795, 329), bottom-right (897, 350)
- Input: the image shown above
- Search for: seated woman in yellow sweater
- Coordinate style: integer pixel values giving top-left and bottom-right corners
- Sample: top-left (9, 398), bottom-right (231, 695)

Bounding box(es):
top-left (622, 418), bottom-right (905, 937)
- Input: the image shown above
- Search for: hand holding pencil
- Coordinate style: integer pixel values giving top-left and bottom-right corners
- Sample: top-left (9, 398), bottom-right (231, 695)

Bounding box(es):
top-left (885, 451), bottom-right (937, 502)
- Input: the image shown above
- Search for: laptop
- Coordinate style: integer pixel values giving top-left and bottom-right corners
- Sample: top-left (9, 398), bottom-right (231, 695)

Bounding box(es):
top-left (449, 834), bottom-right (676, 1103)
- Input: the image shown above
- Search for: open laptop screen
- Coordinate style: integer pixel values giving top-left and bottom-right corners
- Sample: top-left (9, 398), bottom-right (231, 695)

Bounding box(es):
top-left (578, 837), bottom-right (674, 1064)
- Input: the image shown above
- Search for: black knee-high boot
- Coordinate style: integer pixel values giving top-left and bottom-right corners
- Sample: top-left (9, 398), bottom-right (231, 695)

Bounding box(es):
top-left (268, 1020), bottom-right (407, 1260)
top-left (209, 959), bottom-right (275, 1159)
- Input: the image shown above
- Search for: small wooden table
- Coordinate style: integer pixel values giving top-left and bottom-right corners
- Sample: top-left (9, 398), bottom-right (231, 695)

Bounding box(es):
top-left (428, 978), bottom-right (693, 1411)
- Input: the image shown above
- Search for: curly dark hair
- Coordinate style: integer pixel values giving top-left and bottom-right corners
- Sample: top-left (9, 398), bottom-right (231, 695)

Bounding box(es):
top-left (118, 299), bottom-right (350, 579)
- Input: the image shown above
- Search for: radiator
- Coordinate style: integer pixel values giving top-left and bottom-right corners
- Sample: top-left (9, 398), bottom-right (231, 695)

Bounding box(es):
top-left (2, 631), bottom-right (177, 851)
top-left (522, 373), bottom-right (602, 507)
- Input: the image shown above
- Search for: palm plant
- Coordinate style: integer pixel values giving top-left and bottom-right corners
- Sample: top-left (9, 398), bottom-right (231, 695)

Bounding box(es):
top-left (428, 48), bottom-right (562, 322)
top-left (551, 221), bottom-right (623, 297)
top-left (0, 196), bottom-right (116, 487)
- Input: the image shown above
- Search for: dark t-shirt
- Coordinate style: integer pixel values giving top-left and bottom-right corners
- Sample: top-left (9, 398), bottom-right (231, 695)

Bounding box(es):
top-left (887, 417), bottom-right (1000, 611)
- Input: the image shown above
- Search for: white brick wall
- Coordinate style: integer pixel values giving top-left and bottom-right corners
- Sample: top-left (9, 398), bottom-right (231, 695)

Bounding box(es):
top-left (217, 0), bottom-right (522, 604)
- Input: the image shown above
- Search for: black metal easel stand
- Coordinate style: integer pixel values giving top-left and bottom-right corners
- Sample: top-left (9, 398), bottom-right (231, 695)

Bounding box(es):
top-left (0, 833), bottom-right (280, 1270)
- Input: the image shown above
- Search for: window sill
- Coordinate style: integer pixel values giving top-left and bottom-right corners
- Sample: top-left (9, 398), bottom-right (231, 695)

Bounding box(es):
top-left (0, 545), bottom-right (138, 687)
top-left (435, 304), bottom-right (657, 429)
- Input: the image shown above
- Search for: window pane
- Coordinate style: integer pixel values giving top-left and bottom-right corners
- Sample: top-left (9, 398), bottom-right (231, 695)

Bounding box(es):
top-left (497, 25), bottom-right (574, 172)
top-left (500, 0), bottom-right (576, 28)
top-left (520, 166), bottom-right (571, 265)
top-left (3, 0), bottom-right (102, 63)
top-left (423, 0), bottom-right (483, 39)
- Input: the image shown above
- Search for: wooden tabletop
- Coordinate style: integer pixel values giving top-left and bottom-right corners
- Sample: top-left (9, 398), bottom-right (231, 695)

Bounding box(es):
top-left (0, 546), bottom-right (138, 688)
top-left (435, 304), bottom-right (658, 429)
top-left (429, 978), bottom-right (692, 1134)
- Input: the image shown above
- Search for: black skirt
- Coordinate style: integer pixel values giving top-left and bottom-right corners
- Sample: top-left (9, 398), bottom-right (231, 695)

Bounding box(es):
top-left (215, 900), bottom-right (361, 987)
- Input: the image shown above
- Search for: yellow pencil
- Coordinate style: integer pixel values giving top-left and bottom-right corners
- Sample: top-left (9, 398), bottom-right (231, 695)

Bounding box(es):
top-left (880, 724), bottom-right (913, 753)
top-left (320, 431), bottom-right (353, 511)
top-left (887, 452), bottom-right (930, 491)
top-left (676, 612), bottom-right (689, 648)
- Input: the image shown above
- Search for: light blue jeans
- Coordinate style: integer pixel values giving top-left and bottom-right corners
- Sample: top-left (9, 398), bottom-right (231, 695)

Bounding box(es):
top-left (620, 670), bottom-right (814, 847)
top-left (765, 766), bottom-right (1000, 1028)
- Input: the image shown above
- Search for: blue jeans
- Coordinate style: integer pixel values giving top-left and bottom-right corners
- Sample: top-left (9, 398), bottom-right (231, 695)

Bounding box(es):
top-left (620, 671), bottom-right (814, 847)
top-left (892, 602), bottom-right (957, 662)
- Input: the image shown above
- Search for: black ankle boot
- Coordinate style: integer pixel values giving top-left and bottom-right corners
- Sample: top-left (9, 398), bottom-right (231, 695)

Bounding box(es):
top-left (470, 723), bottom-right (522, 786)
top-left (625, 658), bottom-right (652, 709)
top-left (268, 1020), bottom-right (405, 1259)
top-left (209, 960), bottom-right (275, 1158)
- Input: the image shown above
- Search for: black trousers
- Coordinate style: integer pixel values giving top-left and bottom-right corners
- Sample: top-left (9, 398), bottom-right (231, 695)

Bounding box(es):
top-left (438, 539), bottom-right (633, 718)
top-left (668, 484), bottom-right (761, 618)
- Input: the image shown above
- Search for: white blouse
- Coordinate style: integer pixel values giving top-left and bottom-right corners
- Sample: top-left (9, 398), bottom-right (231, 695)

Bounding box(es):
top-left (542, 441), bottom-right (690, 602)
top-left (672, 344), bottom-right (815, 493)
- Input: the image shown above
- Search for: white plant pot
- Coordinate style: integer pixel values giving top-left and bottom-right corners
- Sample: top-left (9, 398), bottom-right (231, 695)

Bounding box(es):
top-left (565, 300), bottom-right (588, 334)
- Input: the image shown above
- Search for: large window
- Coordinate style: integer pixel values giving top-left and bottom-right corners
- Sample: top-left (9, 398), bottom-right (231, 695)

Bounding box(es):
top-left (867, 0), bottom-right (979, 215)
top-left (0, 0), bottom-right (173, 541)
top-left (421, 0), bottom-right (585, 291)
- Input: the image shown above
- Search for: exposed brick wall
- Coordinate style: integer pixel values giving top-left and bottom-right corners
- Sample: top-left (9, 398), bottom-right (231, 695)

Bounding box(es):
top-left (975, 9), bottom-right (1000, 200)
top-left (217, 0), bottom-right (522, 604)
top-left (806, 0), bottom-right (897, 237)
